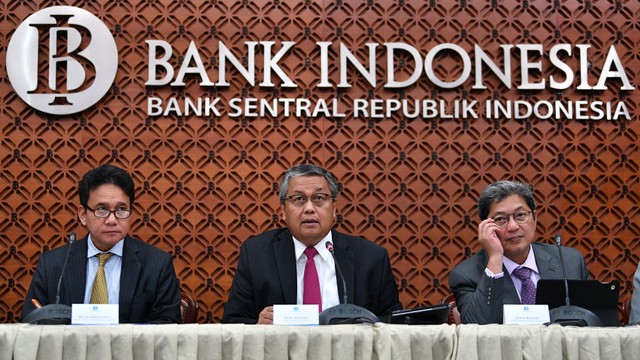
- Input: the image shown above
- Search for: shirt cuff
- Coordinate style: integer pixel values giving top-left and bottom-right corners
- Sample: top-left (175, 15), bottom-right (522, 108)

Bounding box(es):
top-left (485, 267), bottom-right (504, 279)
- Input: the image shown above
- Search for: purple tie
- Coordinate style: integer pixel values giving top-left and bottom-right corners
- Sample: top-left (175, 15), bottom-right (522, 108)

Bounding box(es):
top-left (303, 247), bottom-right (322, 311)
top-left (512, 267), bottom-right (536, 304)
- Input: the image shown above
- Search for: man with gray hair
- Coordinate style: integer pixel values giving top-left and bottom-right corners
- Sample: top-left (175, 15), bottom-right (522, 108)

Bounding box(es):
top-left (448, 180), bottom-right (589, 324)
top-left (222, 163), bottom-right (401, 324)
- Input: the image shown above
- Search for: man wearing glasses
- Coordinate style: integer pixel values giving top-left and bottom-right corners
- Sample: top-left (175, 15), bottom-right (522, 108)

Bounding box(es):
top-left (448, 180), bottom-right (589, 324)
top-left (222, 163), bottom-right (401, 324)
top-left (22, 164), bottom-right (181, 323)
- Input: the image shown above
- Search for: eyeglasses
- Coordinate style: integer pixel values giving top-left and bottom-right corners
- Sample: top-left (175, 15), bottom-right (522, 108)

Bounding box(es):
top-left (284, 193), bottom-right (333, 207)
top-left (85, 205), bottom-right (132, 219)
top-left (491, 210), bottom-right (533, 228)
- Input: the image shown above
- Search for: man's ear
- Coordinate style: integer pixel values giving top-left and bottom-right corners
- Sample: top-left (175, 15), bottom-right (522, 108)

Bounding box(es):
top-left (77, 205), bottom-right (87, 226)
top-left (280, 204), bottom-right (286, 222)
top-left (333, 202), bottom-right (337, 221)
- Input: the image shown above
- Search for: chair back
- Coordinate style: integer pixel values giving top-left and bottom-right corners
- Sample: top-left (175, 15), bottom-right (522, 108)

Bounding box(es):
top-left (180, 292), bottom-right (199, 323)
top-left (439, 293), bottom-right (461, 325)
top-left (622, 298), bottom-right (632, 325)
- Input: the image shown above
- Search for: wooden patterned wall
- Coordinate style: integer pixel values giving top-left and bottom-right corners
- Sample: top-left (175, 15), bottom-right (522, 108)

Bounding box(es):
top-left (1, 0), bottom-right (639, 323)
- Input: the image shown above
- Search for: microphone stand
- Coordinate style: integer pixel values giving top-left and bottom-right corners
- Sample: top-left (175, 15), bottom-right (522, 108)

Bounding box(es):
top-left (547, 234), bottom-right (601, 327)
top-left (331, 243), bottom-right (348, 305)
top-left (22, 233), bottom-right (76, 324)
top-left (557, 234), bottom-right (571, 308)
top-left (56, 232), bottom-right (76, 304)
top-left (318, 241), bottom-right (379, 325)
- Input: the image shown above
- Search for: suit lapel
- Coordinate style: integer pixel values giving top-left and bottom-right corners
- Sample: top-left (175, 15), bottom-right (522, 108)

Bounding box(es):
top-left (480, 250), bottom-right (519, 304)
top-left (119, 236), bottom-right (142, 306)
top-left (273, 229), bottom-right (297, 304)
top-left (502, 266), bottom-right (521, 303)
top-left (332, 230), bottom-right (354, 303)
top-left (533, 243), bottom-right (562, 279)
top-left (66, 238), bottom-right (88, 304)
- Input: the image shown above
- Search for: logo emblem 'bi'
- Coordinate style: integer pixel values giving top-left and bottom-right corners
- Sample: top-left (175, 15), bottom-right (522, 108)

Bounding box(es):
top-left (6, 6), bottom-right (118, 115)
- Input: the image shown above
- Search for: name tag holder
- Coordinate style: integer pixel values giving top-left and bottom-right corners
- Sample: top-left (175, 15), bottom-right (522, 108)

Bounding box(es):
top-left (503, 304), bottom-right (549, 325)
top-left (273, 304), bottom-right (319, 325)
top-left (72, 304), bottom-right (119, 325)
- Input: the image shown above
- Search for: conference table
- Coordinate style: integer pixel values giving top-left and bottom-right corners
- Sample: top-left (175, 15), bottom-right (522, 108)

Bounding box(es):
top-left (2, 323), bottom-right (640, 360)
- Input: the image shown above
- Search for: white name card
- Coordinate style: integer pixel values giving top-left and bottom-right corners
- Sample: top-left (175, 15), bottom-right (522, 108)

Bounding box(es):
top-left (72, 304), bottom-right (119, 325)
top-left (503, 304), bottom-right (550, 325)
top-left (273, 304), bottom-right (319, 325)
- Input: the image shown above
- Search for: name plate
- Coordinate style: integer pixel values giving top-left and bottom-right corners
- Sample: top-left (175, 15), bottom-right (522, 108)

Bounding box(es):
top-left (273, 304), bottom-right (319, 325)
top-left (503, 304), bottom-right (549, 325)
top-left (72, 304), bottom-right (119, 325)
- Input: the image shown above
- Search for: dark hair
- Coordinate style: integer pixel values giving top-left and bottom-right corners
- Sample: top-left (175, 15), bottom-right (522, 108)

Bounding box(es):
top-left (278, 164), bottom-right (339, 202)
top-left (477, 180), bottom-right (535, 220)
top-left (78, 164), bottom-right (135, 208)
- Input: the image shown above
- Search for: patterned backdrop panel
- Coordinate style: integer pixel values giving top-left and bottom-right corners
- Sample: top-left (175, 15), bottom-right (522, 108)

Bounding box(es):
top-left (0, 0), bottom-right (639, 322)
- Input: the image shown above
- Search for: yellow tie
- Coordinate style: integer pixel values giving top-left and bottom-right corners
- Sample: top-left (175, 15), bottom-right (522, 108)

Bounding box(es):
top-left (90, 253), bottom-right (113, 304)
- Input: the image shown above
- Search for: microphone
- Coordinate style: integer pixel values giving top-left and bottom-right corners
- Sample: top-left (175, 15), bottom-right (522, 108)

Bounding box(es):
top-left (325, 241), bottom-right (347, 304)
top-left (22, 232), bottom-right (76, 324)
top-left (547, 233), bottom-right (601, 327)
top-left (554, 234), bottom-right (571, 307)
top-left (318, 241), bottom-right (379, 325)
top-left (56, 232), bottom-right (76, 304)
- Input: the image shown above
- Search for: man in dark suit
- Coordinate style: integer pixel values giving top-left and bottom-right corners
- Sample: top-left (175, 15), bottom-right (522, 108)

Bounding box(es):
top-left (22, 164), bottom-right (181, 323)
top-left (222, 164), bottom-right (401, 324)
top-left (448, 180), bottom-right (589, 324)
top-left (629, 261), bottom-right (640, 324)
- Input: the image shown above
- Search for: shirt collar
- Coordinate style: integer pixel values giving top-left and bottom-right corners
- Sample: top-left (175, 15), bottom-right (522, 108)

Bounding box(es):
top-left (503, 244), bottom-right (539, 275)
top-left (293, 231), bottom-right (333, 263)
top-left (86, 234), bottom-right (125, 258)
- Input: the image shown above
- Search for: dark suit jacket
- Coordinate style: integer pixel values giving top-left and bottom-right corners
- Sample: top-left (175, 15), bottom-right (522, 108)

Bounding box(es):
top-left (222, 228), bottom-right (402, 323)
top-left (448, 242), bottom-right (589, 324)
top-left (22, 235), bottom-right (181, 323)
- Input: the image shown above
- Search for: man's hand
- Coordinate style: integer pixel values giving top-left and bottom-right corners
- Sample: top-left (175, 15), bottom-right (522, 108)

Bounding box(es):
top-left (478, 218), bottom-right (503, 274)
top-left (257, 306), bottom-right (274, 324)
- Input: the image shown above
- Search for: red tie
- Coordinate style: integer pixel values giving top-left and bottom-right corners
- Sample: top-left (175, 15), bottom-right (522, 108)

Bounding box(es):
top-left (303, 247), bottom-right (322, 311)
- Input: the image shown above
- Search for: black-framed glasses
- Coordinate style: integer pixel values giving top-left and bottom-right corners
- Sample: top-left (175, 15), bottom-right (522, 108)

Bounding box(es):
top-left (491, 210), bottom-right (533, 228)
top-left (284, 193), bottom-right (332, 207)
top-left (85, 205), bottom-right (132, 219)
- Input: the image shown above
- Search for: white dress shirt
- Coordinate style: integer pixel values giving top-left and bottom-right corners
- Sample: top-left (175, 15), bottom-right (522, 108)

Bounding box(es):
top-left (293, 232), bottom-right (340, 311)
top-left (84, 235), bottom-right (124, 304)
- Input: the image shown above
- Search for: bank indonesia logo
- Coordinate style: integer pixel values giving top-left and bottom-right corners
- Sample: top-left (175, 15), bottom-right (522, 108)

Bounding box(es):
top-left (6, 6), bottom-right (118, 115)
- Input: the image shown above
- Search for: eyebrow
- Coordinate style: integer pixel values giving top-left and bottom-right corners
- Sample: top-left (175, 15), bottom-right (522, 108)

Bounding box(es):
top-left (291, 188), bottom-right (328, 194)
top-left (92, 201), bottom-right (129, 207)
top-left (491, 206), bottom-right (527, 216)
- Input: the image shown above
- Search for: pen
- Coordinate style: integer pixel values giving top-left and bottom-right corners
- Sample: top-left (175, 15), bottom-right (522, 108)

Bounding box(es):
top-left (31, 299), bottom-right (42, 309)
